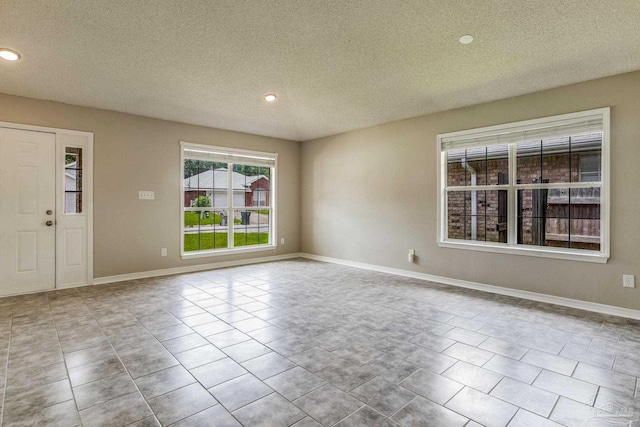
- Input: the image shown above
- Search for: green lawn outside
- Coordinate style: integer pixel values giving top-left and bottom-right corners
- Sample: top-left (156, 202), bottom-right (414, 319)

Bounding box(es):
top-left (184, 232), bottom-right (269, 251)
top-left (184, 211), bottom-right (221, 227)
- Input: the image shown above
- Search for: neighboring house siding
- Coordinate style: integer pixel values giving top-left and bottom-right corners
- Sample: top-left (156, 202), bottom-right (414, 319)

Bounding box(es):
top-left (184, 190), bottom-right (245, 208)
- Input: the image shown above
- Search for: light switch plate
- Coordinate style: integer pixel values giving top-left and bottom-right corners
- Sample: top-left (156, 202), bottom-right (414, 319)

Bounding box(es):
top-left (623, 274), bottom-right (635, 288)
top-left (139, 191), bottom-right (155, 200)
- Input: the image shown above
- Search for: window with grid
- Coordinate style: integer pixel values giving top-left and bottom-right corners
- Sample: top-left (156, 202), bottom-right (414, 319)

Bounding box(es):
top-left (181, 142), bottom-right (277, 257)
top-left (437, 108), bottom-right (609, 263)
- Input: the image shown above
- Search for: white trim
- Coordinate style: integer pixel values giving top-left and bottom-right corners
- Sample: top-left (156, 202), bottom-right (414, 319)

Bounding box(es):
top-left (0, 121), bottom-right (94, 289)
top-left (92, 253), bottom-right (301, 285)
top-left (181, 140), bottom-right (277, 163)
top-left (46, 250), bottom-right (638, 320)
top-left (181, 244), bottom-right (277, 260)
top-left (180, 141), bottom-right (278, 258)
top-left (0, 121), bottom-right (93, 136)
top-left (298, 253), bottom-right (640, 320)
top-left (437, 240), bottom-right (608, 263)
top-left (439, 108), bottom-right (606, 149)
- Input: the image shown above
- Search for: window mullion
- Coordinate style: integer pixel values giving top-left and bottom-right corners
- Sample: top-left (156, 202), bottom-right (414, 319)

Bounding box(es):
top-left (508, 143), bottom-right (517, 246)
top-left (228, 164), bottom-right (234, 249)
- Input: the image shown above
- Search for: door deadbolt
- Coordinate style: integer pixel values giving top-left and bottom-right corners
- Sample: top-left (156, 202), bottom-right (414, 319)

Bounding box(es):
top-left (46, 220), bottom-right (53, 226)
top-left (46, 210), bottom-right (53, 215)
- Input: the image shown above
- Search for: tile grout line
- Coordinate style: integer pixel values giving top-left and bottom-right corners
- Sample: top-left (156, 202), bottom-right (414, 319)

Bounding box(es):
top-left (48, 292), bottom-right (84, 425)
top-left (327, 403), bottom-right (369, 427)
top-left (77, 288), bottom-right (162, 426)
top-left (387, 394), bottom-right (418, 419)
top-left (123, 275), bottom-right (288, 426)
top-left (0, 260), bottom-right (640, 424)
top-left (0, 314), bottom-right (13, 427)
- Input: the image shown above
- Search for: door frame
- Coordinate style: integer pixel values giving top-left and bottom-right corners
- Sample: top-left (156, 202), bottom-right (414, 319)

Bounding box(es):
top-left (0, 121), bottom-right (93, 291)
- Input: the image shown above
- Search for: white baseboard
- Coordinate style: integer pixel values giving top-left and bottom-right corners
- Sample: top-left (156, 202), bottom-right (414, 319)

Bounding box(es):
top-left (92, 253), bottom-right (304, 285)
top-left (83, 251), bottom-right (640, 320)
top-left (298, 253), bottom-right (640, 321)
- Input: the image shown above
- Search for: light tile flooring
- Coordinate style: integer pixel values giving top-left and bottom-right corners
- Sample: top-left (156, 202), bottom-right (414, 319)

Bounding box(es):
top-left (1, 258), bottom-right (639, 426)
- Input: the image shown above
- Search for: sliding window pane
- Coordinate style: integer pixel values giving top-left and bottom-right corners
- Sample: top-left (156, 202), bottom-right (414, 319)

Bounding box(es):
top-left (574, 133), bottom-right (602, 183)
top-left (517, 136), bottom-right (602, 185)
top-left (183, 160), bottom-right (228, 208)
top-left (518, 187), bottom-right (600, 250)
top-left (447, 190), bottom-right (507, 242)
top-left (568, 187), bottom-right (601, 251)
top-left (232, 164), bottom-right (271, 208)
top-left (233, 209), bottom-right (270, 247)
top-left (183, 209), bottom-right (229, 252)
top-left (542, 137), bottom-right (571, 184)
top-left (446, 146), bottom-right (508, 187)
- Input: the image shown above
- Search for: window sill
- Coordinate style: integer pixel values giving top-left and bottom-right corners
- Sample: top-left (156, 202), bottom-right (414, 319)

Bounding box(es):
top-left (181, 244), bottom-right (277, 260)
top-left (438, 240), bottom-right (608, 264)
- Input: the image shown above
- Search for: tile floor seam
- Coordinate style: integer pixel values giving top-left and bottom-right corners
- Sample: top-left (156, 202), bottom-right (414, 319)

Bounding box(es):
top-left (0, 315), bottom-right (12, 427)
top-left (422, 394), bottom-right (472, 426)
top-left (79, 293), bottom-right (161, 427)
top-left (48, 295), bottom-right (83, 426)
top-left (486, 375), bottom-right (505, 395)
top-left (215, 390), bottom-right (277, 415)
top-left (387, 394), bottom-right (418, 419)
top-left (518, 346), bottom-right (532, 361)
top-left (337, 405), bottom-right (397, 427)
top-left (529, 365), bottom-right (546, 385)
top-left (327, 402), bottom-right (367, 427)
top-left (504, 407), bottom-right (520, 426)
top-left (545, 391), bottom-right (564, 421)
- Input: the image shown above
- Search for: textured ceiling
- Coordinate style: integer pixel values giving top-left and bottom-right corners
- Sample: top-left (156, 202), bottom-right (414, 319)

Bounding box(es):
top-left (1, 1), bottom-right (639, 142)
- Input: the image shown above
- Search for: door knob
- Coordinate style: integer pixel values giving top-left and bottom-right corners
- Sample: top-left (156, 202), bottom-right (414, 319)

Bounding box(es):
top-left (46, 210), bottom-right (53, 215)
top-left (46, 220), bottom-right (53, 226)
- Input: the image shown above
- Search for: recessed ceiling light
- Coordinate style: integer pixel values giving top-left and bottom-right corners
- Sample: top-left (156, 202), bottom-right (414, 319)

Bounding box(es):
top-left (459, 35), bottom-right (474, 45)
top-left (264, 94), bottom-right (277, 102)
top-left (0, 48), bottom-right (21, 61)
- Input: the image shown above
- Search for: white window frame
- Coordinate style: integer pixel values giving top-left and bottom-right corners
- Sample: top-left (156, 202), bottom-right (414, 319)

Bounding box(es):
top-left (180, 141), bottom-right (277, 259)
top-left (437, 108), bottom-right (610, 263)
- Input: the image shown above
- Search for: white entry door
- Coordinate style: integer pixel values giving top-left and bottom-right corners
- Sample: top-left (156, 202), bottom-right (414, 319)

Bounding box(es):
top-left (0, 127), bottom-right (56, 296)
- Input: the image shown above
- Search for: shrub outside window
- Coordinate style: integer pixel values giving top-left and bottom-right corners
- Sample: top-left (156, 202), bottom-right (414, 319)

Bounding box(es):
top-left (437, 108), bottom-right (610, 263)
top-left (181, 142), bottom-right (277, 258)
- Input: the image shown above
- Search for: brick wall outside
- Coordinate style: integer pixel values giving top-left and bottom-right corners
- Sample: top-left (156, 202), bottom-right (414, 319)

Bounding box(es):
top-left (447, 152), bottom-right (600, 250)
top-left (245, 177), bottom-right (270, 207)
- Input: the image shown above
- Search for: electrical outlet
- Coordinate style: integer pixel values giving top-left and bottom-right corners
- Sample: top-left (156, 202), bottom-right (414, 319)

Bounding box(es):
top-left (161, 248), bottom-right (167, 257)
top-left (408, 249), bottom-right (415, 263)
top-left (623, 274), bottom-right (635, 288)
top-left (280, 238), bottom-right (285, 245)
top-left (139, 191), bottom-right (155, 200)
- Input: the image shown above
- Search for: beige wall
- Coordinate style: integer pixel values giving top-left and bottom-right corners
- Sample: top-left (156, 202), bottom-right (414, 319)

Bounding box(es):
top-left (0, 93), bottom-right (301, 278)
top-left (301, 71), bottom-right (640, 310)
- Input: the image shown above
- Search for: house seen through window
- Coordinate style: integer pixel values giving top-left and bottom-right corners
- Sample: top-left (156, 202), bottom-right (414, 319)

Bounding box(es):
top-left (181, 142), bottom-right (276, 256)
top-left (438, 108), bottom-right (609, 262)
